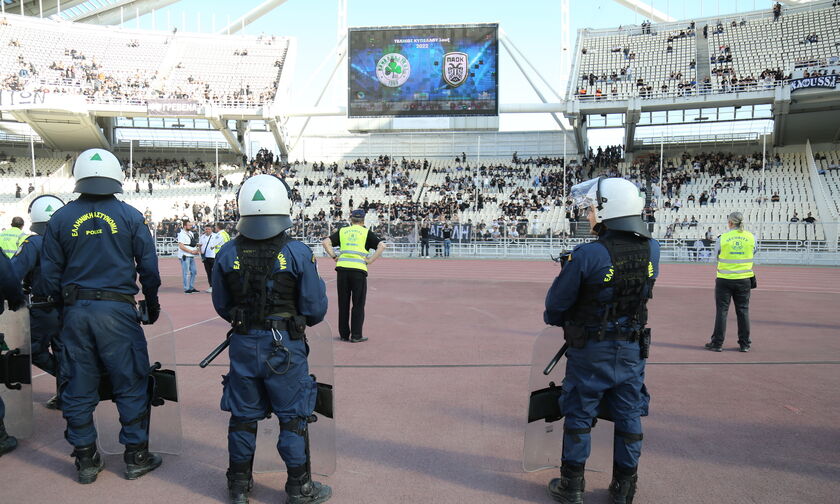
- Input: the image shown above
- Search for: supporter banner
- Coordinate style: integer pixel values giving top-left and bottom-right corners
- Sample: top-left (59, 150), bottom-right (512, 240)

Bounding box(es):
top-left (789, 75), bottom-right (838, 92)
top-left (429, 223), bottom-right (472, 242)
top-left (0, 90), bottom-right (85, 109)
top-left (147, 99), bottom-right (202, 116)
top-left (0, 90), bottom-right (46, 107)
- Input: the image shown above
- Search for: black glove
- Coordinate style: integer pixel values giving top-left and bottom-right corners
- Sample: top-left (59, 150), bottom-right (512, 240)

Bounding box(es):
top-left (144, 296), bottom-right (161, 325)
top-left (6, 294), bottom-right (24, 312)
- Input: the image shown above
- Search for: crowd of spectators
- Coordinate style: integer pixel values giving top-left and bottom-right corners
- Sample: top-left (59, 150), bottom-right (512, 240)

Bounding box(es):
top-left (0, 16), bottom-right (283, 106)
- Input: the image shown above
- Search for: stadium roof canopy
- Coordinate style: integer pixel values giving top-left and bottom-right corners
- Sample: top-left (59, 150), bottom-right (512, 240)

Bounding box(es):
top-left (1, 1), bottom-right (181, 25)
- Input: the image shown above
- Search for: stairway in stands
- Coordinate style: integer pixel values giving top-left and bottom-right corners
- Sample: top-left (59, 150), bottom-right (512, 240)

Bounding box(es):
top-left (695, 30), bottom-right (711, 84)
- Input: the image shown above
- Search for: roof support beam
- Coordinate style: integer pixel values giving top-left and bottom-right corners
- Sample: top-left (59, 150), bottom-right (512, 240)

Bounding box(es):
top-left (611, 0), bottom-right (675, 23)
top-left (209, 116), bottom-right (243, 156)
top-left (68, 0), bottom-right (180, 25)
top-left (216, 0), bottom-right (289, 35)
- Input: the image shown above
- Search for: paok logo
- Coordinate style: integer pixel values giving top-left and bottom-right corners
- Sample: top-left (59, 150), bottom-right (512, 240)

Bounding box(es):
top-left (375, 53), bottom-right (411, 88)
top-left (442, 52), bottom-right (468, 87)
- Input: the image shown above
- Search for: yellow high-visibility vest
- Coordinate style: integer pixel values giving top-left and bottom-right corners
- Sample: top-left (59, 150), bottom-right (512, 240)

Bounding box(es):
top-left (336, 225), bottom-right (369, 272)
top-left (213, 230), bottom-right (231, 254)
top-left (717, 229), bottom-right (755, 279)
top-left (0, 228), bottom-right (26, 258)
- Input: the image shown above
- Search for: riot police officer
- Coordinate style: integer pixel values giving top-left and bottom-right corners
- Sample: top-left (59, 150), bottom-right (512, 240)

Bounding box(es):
top-left (543, 177), bottom-right (660, 504)
top-left (35, 148), bottom-right (163, 484)
top-left (211, 174), bottom-right (330, 504)
top-left (11, 195), bottom-right (65, 409)
top-left (0, 252), bottom-right (25, 456)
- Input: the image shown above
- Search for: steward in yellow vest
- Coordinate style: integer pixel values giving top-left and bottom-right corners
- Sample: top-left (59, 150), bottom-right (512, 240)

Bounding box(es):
top-left (706, 212), bottom-right (755, 353)
top-left (0, 217), bottom-right (28, 258)
top-left (322, 209), bottom-right (386, 343)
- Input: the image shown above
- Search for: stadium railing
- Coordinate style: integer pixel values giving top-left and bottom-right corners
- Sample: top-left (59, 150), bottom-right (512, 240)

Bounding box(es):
top-left (153, 219), bottom-right (839, 266)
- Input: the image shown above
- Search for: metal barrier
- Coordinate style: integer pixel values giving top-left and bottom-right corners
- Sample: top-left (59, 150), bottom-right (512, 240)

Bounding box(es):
top-left (156, 223), bottom-right (840, 266)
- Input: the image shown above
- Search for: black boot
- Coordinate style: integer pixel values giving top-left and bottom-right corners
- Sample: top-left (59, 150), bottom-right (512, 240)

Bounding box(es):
top-left (123, 441), bottom-right (163, 480)
top-left (608, 465), bottom-right (638, 504)
top-left (548, 464), bottom-right (585, 504)
top-left (72, 443), bottom-right (105, 484)
top-left (284, 467), bottom-right (332, 504)
top-left (46, 394), bottom-right (61, 410)
top-left (226, 460), bottom-right (254, 504)
top-left (0, 419), bottom-right (18, 457)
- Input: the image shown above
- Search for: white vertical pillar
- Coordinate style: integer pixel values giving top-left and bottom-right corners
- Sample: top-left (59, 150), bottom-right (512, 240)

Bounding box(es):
top-left (39, 0), bottom-right (43, 18)
top-left (215, 145), bottom-right (220, 218)
top-left (562, 134), bottom-right (567, 202)
top-left (659, 139), bottom-right (664, 202)
top-left (30, 134), bottom-right (36, 180)
top-left (129, 140), bottom-right (134, 179)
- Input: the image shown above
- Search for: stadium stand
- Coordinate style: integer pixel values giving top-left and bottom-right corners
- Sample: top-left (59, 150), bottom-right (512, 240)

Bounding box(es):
top-left (1, 144), bottom-right (832, 246)
top-left (572, 0), bottom-right (840, 100)
top-left (0, 14), bottom-right (291, 107)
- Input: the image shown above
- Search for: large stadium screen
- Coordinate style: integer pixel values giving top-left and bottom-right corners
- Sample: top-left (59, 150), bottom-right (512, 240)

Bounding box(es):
top-left (347, 24), bottom-right (499, 118)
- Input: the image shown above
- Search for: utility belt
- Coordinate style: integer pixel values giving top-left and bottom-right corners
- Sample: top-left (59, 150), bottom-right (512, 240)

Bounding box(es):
top-left (28, 294), bottom-right (57, 311)
top-left (564, 324), bottom-right (651, 359)
top-left (231, 310), bottom-right (307, 340)
top-left (62, 286), bottom-right (136, 306)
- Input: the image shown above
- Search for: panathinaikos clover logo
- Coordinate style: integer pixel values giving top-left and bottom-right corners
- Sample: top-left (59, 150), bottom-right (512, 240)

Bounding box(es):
top-left (375, 53), bottom-right (411, 88)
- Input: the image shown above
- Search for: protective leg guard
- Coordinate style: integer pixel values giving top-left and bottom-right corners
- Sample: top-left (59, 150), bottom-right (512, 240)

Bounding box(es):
top-left (0, 419), bottom-right (18, 457)
top-left (226, 460), bottom-right (254, 504)
top-left (284, 466), bottom-right (332, 504)
top-left (608, 464), bottom-right (638, 504)
top-left (72, 443), bottom-right (105, 484)
top-left (123, 441), bottom-right (163, 480)
top-left (548, 464), bottom-right (585, 504)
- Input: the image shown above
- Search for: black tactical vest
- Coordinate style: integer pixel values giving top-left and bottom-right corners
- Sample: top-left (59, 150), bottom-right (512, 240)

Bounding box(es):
top-left (567, 233), bottom-right (653, 336)
top-left (223, 233), bottom-right (299, 331)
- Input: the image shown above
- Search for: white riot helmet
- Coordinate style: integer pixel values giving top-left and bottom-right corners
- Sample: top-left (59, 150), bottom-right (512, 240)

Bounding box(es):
top-left (73, 148), bottom-right (124, 195)
top-left (570, 177), bottom-right (650, 238)
top-left (28, 194), bottom-right (65, 235)
top-left (236, 174), bottom-right (293, 240)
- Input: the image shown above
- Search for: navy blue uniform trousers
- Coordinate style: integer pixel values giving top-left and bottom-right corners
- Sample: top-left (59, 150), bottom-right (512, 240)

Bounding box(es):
top-left (561, 339), bottom-right (648, 470)
top-left (222, 330), bottom-right (318, 468)
top-left (59, 300), bottom-right (151, 447)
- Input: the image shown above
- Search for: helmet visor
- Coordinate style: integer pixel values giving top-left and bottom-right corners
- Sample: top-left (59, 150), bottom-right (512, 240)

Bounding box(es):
top-left (569, 178), bottom-right (600, 209)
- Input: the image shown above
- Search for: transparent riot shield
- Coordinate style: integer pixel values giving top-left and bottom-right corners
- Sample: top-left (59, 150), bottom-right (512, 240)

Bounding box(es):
top-left (254, 321), bottom-right (335, 476)
top-left (523, 326), bottom-right (612, 473)
top-left (0, 306), bottom-right (32, 439)
top-left (94, 311), bottom-right (182, 455)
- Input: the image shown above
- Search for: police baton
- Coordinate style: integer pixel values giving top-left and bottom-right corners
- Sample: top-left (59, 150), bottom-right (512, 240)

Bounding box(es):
top-left (543, 343), bottom-right (569, 376)
top-left (199, 329), bottom-right (234, 368)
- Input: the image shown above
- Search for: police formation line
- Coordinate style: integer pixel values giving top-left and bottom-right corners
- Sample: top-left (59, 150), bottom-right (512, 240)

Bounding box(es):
top-left (0, 148), bottom-right (755, 504)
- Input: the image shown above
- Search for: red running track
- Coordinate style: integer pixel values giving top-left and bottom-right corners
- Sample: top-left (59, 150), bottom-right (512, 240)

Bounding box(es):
top-left (3, 258), bottom-right (840, 503)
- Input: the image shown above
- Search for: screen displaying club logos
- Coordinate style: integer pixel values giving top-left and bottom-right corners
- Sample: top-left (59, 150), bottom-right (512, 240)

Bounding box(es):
top-left (348, 24), bottom-right (499, 118)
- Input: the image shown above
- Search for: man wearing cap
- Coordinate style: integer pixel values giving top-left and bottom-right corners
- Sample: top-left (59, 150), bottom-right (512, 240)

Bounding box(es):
top-left (321, 209), bottom-right (386, 343)
top-left (0, 217), bottom-right (28, 258)
top-left (35, 148), bottom-right (163, 484)
top-left (705, 212), bottom-right (756, 352)
top-left (11, 195), bottom-right (66, 409)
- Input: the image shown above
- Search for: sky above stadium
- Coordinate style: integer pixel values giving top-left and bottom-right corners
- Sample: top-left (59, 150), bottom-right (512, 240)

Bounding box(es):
top-left (126, 0), bottom-right (779, 136)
